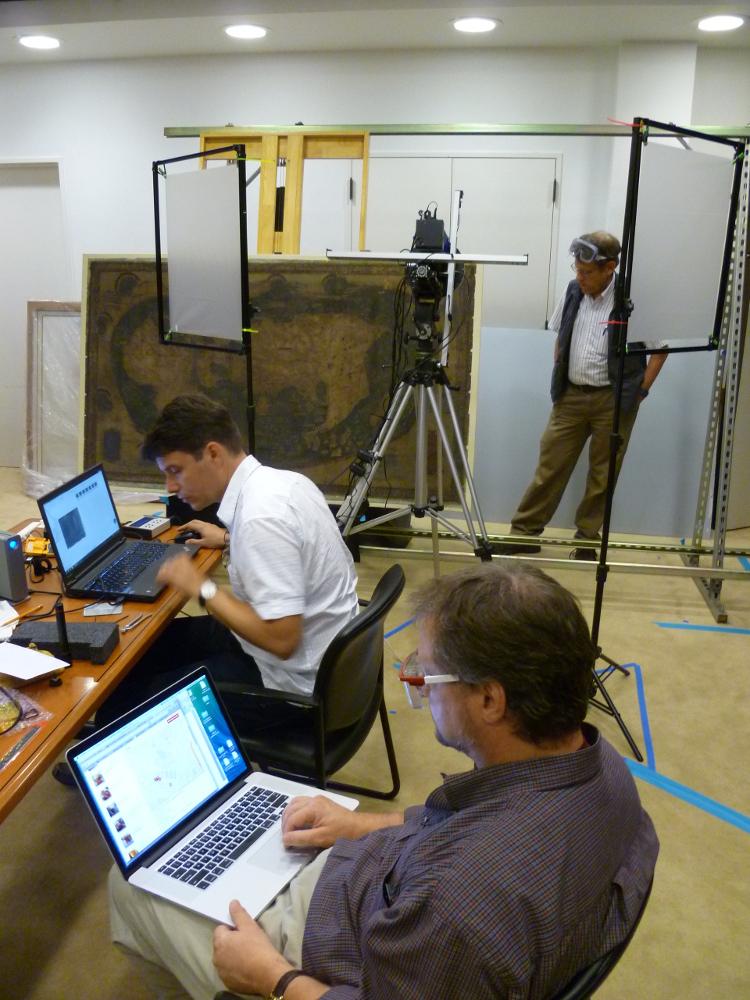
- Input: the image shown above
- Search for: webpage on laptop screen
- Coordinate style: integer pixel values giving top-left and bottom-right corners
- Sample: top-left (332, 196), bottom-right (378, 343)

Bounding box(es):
top-left (74, 675), bottom-right (247, 867)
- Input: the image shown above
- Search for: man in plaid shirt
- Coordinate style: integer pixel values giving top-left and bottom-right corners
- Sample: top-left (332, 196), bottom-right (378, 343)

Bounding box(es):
top-left (110, 563), bottom-right (658, 1000)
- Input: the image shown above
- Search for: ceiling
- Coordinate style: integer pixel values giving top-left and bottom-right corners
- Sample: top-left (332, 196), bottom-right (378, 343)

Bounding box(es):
top-left (1, 0), bottom-right (749, 65)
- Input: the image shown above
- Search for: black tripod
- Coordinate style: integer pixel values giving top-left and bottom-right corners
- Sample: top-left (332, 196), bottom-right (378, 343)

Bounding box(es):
top-left (335, 348), bottom-right (494, 561)
top-left (586, 364), bottom-right (644, 761)
top-left (585, 131), bottom-right (646, 762)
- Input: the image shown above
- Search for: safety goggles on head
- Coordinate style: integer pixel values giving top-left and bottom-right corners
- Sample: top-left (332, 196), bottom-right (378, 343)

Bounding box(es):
top-left (398, 650), bottom-right (460, 709)
top-left (569, 238), bottom-right (612, 264)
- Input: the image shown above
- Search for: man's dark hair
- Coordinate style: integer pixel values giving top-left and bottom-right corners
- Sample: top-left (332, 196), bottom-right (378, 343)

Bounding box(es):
top-left (141, 395), bottom-right (244, 461)
top-left (413, 564), bottom-right (595, 745)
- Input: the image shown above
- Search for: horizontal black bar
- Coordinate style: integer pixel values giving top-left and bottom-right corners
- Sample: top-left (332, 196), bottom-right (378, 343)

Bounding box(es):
top-left (152, 145), bottom-right (243, 169)
top-left (159, 333), bottom-right (246, 355)
top-left (639, 117), bottom-right (744, 154)
top-left (624, 342), bottom-right (717, 356)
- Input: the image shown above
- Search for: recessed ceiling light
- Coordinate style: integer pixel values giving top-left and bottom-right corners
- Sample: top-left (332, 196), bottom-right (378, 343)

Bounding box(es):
top-left (453, 17), bottom-right (498, 34)
top-left (697, 14), bottom-right (745, 32)
top-left (18, 34), bottom-right (61, 50)
top-left (225, 24), bottom-right (267, 40)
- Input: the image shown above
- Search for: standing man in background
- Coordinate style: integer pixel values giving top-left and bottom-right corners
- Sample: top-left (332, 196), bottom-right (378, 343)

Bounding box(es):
top-left (496, 231), bottom-right (667, 560)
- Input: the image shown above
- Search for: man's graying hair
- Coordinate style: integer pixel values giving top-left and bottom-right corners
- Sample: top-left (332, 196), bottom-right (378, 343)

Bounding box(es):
top-left (580, 230), bottom-right (621, 264)
top-left (413, 564), bottom-right (595, 744)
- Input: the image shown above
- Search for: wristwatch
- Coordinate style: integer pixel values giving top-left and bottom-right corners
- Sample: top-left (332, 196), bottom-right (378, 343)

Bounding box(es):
top-left (639, 387), bottom-right (649, 399)
top-left (268, 969), bottom-right (305, 999)
top-left (198, 579), bottom-right (218, 608)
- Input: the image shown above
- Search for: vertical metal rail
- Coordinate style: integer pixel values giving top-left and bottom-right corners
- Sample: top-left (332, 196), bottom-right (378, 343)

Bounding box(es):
top-left (685, 142), bottom-right (749, 621)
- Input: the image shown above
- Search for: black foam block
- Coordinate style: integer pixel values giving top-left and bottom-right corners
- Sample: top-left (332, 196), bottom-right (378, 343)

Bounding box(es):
top-left (10, 621), bottom-right (120, 664)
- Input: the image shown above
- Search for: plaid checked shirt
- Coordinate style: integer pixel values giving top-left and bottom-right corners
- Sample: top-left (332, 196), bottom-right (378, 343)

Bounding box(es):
top-left (301, 725), bottom-right (658, 999)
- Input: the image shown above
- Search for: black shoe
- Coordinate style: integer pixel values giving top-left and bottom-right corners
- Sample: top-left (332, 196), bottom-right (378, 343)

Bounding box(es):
top-left (492, 540), bottom-right (542, 555)
top-left (52, 761), bottom-right (77, 787)
top-left (570, 547), bottom-right (597, 561)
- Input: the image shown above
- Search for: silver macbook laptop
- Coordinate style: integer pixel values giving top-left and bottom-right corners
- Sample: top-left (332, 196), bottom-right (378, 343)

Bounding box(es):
top-left (67, 668), bottom-right (357, 923)
top-left (38, 464), bottom-right (193, 602)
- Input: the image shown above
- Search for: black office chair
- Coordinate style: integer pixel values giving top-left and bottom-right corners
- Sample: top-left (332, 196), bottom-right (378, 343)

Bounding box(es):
top-left (548, 880), bottom-right (653, 1000)
top-left (216, 563), bottom-right (405, 800)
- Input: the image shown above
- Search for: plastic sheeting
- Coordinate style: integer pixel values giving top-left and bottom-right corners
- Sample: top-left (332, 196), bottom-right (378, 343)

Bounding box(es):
top-left (24, 303), bottom-right (81, 498)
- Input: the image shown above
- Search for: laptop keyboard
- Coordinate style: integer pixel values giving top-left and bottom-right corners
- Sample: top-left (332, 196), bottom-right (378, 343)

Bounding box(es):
top-left (158, 786), bottom-right (290, 890)
top-left (95, 542), bottom-right (166, 591)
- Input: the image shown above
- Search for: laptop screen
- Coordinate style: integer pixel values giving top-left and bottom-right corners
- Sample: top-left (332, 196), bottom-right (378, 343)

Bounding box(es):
top-left (69, 672), bottom-right (250, 870)
top-left (38, 466), bottom-right (121, 578)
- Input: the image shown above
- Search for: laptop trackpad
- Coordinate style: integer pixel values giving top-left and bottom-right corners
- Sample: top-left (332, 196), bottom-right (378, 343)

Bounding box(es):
top-left (247, 836), bottom-right (314, 874)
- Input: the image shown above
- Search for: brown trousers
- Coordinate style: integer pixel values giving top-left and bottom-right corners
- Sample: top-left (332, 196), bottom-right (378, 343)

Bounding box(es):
top-left (510, 385), bottom-right (639, 541)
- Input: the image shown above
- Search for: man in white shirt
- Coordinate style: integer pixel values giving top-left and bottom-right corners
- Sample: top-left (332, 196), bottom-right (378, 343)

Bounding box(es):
top-left (495, 231), bottom-right (667, 560)
top-left (96, 394), bottom-right (359, 728)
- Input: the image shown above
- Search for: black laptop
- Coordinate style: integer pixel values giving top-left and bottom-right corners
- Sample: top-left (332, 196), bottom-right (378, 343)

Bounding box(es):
top-left (38, 464), bottom-right (193, 601)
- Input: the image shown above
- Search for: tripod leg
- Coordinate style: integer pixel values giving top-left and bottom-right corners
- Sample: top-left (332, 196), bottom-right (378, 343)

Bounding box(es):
top-left (424, 385), bottom-right (492, 558)
top-left (599, 649), bottom-right (630, 678)
top-left (336, 381), bottom-right (413, 535)
top-left (590, 667), bottom-right (644, 762)
top-left (441, 383), bottom-right (493, 546)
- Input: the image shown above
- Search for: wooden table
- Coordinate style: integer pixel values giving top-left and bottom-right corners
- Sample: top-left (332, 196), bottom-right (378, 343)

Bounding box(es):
top-left (0, 536), bottom-right (221, 822)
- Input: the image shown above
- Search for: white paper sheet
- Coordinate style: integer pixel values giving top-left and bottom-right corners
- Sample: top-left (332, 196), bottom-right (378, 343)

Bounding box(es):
top-left (0, 600), bottom-right (19, 629)
top-left (0, 642), bottom-right (70, 680)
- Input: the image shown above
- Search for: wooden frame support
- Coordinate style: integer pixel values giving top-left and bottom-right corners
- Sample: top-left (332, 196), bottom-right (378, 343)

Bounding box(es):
top-left (199, 129), bottom-right (370, 254)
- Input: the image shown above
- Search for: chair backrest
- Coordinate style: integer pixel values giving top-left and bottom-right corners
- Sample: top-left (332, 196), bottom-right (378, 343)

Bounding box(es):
top-left (313, 563), bottom-right (405, 732)
top-left (548, 880), bottom-right (653, 1000)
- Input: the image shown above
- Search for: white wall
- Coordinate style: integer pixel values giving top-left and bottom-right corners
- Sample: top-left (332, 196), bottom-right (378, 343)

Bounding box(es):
top-left (0, 162), bottom-right (69, 465)
top-left (1, 43), bottom-right (748, 533)
top-left (692, 49), bottom-right (750, 125)
top-left (0, 46), bottom-right (617, 286)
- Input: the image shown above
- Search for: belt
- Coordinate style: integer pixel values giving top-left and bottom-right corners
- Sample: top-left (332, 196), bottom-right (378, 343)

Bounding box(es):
top-left (569, 382), bottom-right (609, 393)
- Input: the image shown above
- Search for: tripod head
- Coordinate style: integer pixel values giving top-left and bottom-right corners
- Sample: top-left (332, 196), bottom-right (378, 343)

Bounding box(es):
top-left (405, 206), bottom-right (463, 355)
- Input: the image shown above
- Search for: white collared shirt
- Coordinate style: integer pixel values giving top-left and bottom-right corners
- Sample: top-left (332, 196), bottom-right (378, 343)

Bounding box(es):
top-left (549, 277), bottom-right (615, 387)
top-left (217, 455), bottom-right (359, 695)
top-left (549, 276), bottom-right (666, 386)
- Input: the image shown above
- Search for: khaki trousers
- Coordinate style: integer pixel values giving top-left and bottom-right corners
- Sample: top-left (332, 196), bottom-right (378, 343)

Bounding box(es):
top-left (510, 385), bottom-right (639, 540)
top-left (108, 848), bottom-right (331, 1000)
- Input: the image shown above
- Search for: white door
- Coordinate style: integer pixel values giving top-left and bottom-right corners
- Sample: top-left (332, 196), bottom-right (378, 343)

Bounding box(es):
top-left (450, 157), bottom-right (557, 329)
top-left (364, 157), bottom-right (453, 253)
top-left (365, 155), bottom-right (556, 328)
top-left (299, 159), bottom-right (362, 255)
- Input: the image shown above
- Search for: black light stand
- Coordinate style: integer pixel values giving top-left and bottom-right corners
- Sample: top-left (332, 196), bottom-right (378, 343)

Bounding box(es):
top-left (583, 118), bottom-right (646, 762)
top-left (152, 145), bottom-right (257, 453)
top-left (586, 117), bottom-right (745, 761)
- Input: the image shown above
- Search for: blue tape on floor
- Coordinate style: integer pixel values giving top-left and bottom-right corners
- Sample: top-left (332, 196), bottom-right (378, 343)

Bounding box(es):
top-left (739, 555), bottom-right (750, 572)
top-left (385, 617), bottom-right (415, 640)
top-left (631, 664), bottom-right (655, 770)
top-left (654, 622), bottom-right (750, 635)
top-left (626, 760), bottom-right (750, 835)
